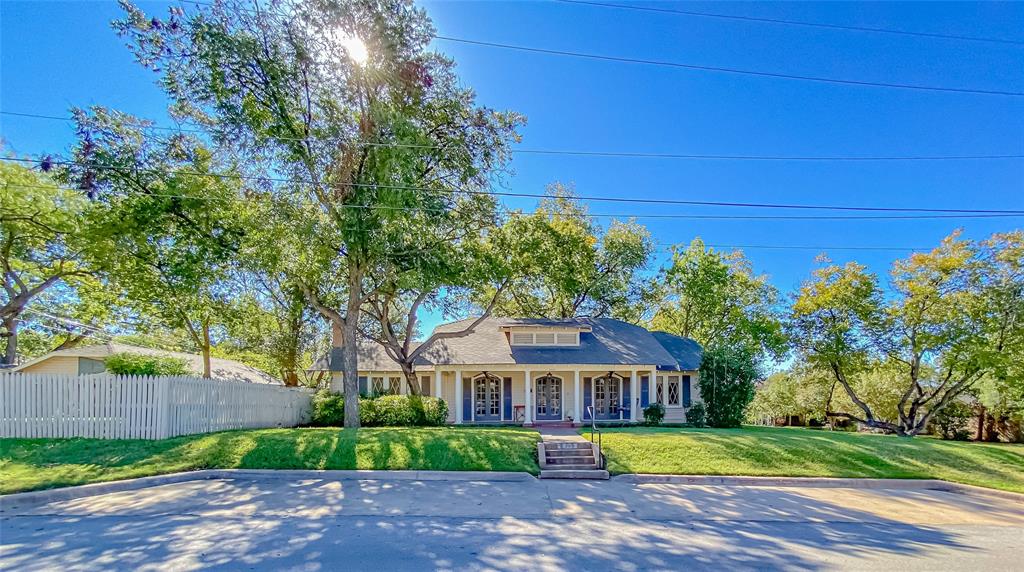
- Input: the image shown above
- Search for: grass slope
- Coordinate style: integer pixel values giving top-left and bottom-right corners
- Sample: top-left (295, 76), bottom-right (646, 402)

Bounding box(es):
top-left (596, 426), bottom-right (1024, 493)
top-left (0, 427), bottom-right (541, 494)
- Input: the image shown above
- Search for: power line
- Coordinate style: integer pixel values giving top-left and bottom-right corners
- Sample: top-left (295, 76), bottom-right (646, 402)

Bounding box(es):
top-left (6, 110), bottom-right (1020, 162)
top-left (7, 180), bottom-right (1022, 221)
top-left (5, 156), bottom-right (1024, 214)
top-left (552, 0), bottom-right (1024, 46)
top-left (435, 35), bottom-right (1024, 97)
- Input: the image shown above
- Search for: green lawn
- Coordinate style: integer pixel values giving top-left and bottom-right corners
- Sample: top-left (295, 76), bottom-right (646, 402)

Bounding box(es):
top-left (594, 425), bottom-right (1024, 493)
top-left (0, 427), bottom-right (541, 494)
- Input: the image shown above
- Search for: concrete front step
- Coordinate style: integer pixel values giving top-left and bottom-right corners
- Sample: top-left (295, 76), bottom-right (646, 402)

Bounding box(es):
top-left (540, 469), bottom-right (610, 480)
top-left (545, 456), bottom-right (596, 465)
top-left (545, 448), bottom-right (594, 457)
top-left (544, 442), bottom-right (593, 450)
top-left (542, 463), bottom-right (601, 471)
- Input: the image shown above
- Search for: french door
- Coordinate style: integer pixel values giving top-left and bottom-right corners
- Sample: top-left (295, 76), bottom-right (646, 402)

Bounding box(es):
top-left (535, 376), bottom-right (563, 421)
top-left (474, 375), bottom-right (501, 422)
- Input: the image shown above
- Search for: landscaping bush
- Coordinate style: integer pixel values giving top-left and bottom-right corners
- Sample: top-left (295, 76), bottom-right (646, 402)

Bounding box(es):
top-left (310, 390), bottom-right (345, 426)
top-left (930, 400), bottom-right (973, 441)
top-left (309, 392), bottom-right (449, 427)
top-left (643, 402), bottom-right (665, 425)
top-left (104, 352), bottom-right (190, 376)
top-left (699, 346), bottom-right (757, 428)
top-left (686, 402), bottom-right (707, 427)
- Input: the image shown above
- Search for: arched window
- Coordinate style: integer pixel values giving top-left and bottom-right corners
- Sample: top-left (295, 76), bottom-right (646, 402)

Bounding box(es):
top-left (535, 375), bottom-right (563, 420)
top-left (593, 373), bottom-right (624, 418)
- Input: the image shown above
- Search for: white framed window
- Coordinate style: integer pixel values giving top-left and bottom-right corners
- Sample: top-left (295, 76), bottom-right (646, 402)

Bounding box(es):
top-left (388, 376), bottom-right (401, 395)
top-left (656, 375), bottom-right (682, 407)
top-left (371, 376), bottom-right (385, 395)
top-left (509, 330), bottom-right (580, 346)
top-left (421, 375), bottom-right (431, 396)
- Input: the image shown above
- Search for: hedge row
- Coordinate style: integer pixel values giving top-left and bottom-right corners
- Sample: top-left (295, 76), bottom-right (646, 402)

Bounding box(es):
top-left (310, 392), bottom-right (449, 427)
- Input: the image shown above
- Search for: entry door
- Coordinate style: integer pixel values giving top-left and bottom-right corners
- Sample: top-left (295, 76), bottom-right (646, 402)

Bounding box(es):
top-left (535, 376), bottom-right (562, 421)
top-left (474, 376), bottom-right (501, 422)
top-left (593, 376), bottom-right (622, 420)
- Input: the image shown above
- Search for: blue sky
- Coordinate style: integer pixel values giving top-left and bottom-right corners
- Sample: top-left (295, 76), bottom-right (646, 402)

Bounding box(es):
top-left (2, 1), bottom-right (1023, 337)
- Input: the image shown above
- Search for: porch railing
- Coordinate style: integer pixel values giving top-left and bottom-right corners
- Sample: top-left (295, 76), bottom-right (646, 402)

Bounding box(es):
top-left (586, 405), bottom-right (604, 469)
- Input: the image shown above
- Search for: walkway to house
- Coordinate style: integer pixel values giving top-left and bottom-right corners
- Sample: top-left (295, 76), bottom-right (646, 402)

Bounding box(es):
top-left (535, 426), bottom-right (608, 479)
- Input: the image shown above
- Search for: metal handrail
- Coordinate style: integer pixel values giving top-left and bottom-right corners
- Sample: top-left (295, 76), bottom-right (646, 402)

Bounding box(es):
top-left (586, 405), bottom-right (603, 469)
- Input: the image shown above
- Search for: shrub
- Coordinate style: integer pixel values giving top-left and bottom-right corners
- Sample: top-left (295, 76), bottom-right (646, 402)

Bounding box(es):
top-left (686, 402), bottom-right (707, 427)
top-left (104, 352), bottom-right (190, 376)
top-left (643, 402), bottom-right (665, 425)
top-left (699, 346), bottom-right (758, 428)
top-left (309, 392), bottom-right (449, 427)
top-left (310, 390), bottom-right (345, 426)
top-left (930, 400), bottom-right (973, 441)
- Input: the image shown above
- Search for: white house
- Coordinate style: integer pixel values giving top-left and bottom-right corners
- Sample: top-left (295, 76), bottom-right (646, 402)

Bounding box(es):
top-left (312, 317), bottom-right (703, 425)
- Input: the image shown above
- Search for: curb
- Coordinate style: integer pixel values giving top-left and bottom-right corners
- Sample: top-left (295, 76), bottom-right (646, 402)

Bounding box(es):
top-left (0, 469), bottom-right (535, 511)
top-left (616, 474), bottom-right (1024, 502)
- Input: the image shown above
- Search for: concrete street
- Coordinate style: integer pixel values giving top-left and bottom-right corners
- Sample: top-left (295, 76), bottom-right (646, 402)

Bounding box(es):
top-left (2, 475), bottom-right (1023, 571)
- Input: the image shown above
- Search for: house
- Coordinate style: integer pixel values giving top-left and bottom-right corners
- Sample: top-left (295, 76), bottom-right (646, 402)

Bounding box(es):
top-left (312, 317), bottom-right (702, 425)
top-left (12, 342), bottom-right (283, 385)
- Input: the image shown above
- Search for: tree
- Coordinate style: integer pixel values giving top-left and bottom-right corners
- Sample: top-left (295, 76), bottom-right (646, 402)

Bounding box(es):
top-left (650, 238), bottom-right (787, 364)
top-left (698, 345), bottom-right (757, 428)
top-left (105, 352), bottom-right (190, 376)
top-left (1, 162), bottom-right (95, 365)
top-left (789, 232), bottom-right (1022, 436)
top-left (69, 108), bottom-right (245, 378)
top-left (113, 0), bottom-right (522, 426)
top-left (482, 183), bottom-right (653, 319)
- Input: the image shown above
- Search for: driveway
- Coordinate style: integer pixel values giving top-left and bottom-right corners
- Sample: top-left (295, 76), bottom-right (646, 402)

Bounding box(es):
top-left (2, 475), bottom-right (1022, 571)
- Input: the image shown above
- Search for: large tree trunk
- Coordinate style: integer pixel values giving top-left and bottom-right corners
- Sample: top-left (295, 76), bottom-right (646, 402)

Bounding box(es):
top-left (341, 283), bottom-right (362, 429)
top-left (401, 363), bottom-right (421, 396)
top-left (2, 315), bottom-right (17, 366)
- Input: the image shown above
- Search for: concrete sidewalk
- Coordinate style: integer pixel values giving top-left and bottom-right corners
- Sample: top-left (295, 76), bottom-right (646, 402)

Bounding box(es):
top-left (3, 472), bottom-right (1023, 570)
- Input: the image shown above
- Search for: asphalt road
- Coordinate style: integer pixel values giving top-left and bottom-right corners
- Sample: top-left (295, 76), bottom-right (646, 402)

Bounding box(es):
top-left (2, 475), bottom-right (1022, 571)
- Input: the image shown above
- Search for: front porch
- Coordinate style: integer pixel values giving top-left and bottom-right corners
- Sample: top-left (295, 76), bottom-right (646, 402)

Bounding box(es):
top-left (428, 366), bottom-right (662, 426)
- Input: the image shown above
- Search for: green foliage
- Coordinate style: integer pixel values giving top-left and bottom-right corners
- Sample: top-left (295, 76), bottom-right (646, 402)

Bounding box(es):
top-left (699, 346), bottom-right (758, 428)
top-left (788, 231), bottom-right (1024, 436)
top-left (484, 184), bottom-right (653, 319)
top-left (650, 238), bottom-right (787, 363)
top-left (104, 352), bottom-right (190, 376)
top-left (311, 392), bottom-right (448, 427)
top-left (310, 390), bottom-right (346, 426)
top-left (930, 400), bottom-right (974, 441)
top-left (686, 402), bottom-right (707, 427)
top-left (643, 402), bottom-right (665, 425)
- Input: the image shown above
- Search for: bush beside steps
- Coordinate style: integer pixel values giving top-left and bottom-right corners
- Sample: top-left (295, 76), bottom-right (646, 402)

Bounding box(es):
top-left (311, 391), bottom-right (449, 427)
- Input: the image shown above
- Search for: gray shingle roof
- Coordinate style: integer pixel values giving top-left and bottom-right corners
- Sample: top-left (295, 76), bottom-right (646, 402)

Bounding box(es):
top-left (313, 317), bottom-right (702, 371)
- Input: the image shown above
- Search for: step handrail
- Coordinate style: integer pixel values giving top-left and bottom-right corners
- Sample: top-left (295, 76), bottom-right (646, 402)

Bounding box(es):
top-left (585, 405), bottom-right (603, 469)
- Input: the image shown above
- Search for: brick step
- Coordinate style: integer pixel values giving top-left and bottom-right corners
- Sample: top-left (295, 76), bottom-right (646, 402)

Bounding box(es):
top-left (540, 469), bottom-right (610, 480)
top-left (545, 448), bottom-right (595, 457)
top-left (545, 456), bottom-right (596, 465)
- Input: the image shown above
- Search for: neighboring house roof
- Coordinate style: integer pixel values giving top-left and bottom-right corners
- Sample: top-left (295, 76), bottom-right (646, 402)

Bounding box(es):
top-left (313, 317), bottom-right (702, 372)
top-left (13, 342), bottom-right (282, 385)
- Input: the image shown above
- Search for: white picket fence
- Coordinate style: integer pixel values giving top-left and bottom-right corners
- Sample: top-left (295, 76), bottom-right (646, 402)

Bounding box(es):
top-left (0, 373), bottom-right (313, 440)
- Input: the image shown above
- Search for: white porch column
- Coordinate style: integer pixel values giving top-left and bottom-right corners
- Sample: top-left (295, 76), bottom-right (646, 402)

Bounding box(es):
top-left (454, 369), bottom-right (463, 424)
top-left (650, 368), bottom-right (657, 405)
top-left (434, 369), bottom-right (442, 399)
top-left (630, 369), bottom-right (639, 422)
top-left (523, 369), bottom-right (533, 425)
top-left (573, 369), bottom-right (582, 423)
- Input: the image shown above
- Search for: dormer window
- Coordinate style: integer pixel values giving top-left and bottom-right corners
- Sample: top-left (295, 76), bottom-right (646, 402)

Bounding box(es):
top-left (509, 329), bottom-right (580, 347)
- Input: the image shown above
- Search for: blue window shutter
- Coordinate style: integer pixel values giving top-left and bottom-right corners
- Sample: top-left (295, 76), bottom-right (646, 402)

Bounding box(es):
top-left (583, 377), bottom-right (592, 420)
top-left (683, 375), bottom-right (692, 407)
top-left (640, 375), bottom-right (649, 408)
top-left (358, 376), bottom-right (368, 396)
top-left (462, 378), bottom-right (472, 422)
top-left (503, 377), bottom-right (512, 421)
top-left (622, 377), bottom-right (631, 420)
